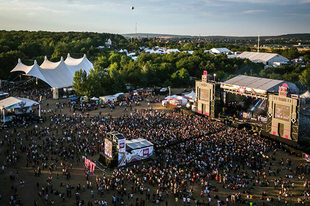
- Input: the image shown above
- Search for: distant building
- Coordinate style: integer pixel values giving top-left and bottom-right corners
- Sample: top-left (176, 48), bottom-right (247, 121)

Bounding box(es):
top-left (204, 50), bottom-right (214, 55)
top-left (166, 49), bottom-right (180, 54)
top-left (210, 48), bottom-right (232, 54)
top-left (237, 52), bottom-right (289, 66)
top-left (105, 39), bottom-right (112, 47)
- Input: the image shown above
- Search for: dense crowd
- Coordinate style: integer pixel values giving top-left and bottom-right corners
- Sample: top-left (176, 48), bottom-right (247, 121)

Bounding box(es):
top-left (0, 98), bottom-right (310, 206)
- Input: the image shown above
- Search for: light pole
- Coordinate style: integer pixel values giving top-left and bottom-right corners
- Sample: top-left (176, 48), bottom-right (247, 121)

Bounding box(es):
top-left (213, 73), bottom-right (216, 82)
top-left (2, 106), bottom-right (5, 123)
top-left (168, 86), bottom-right (171, 97)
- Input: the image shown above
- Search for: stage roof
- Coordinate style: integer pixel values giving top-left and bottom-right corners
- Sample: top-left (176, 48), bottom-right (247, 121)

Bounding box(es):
top-left (222, 75), bottom-right (299, 94)
top-left (126, 138), bottom-right (153, 150)
top-left (11, 54), bottom-right (93, 88)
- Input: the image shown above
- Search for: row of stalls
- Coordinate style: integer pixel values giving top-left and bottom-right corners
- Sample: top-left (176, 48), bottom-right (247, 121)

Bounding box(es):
top-left (74, 93), bottom-right (126, 105)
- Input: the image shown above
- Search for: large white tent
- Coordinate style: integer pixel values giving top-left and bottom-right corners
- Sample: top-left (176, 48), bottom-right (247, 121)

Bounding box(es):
top-left (237, 52), bottom-right (289, 65)
top-left (11, 53), bottom-right (93, 88)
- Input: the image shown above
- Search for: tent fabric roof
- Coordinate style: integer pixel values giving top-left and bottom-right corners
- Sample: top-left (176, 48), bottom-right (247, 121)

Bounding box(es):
top-left (300, 91), bottom-right (310, 98)
top-left (237, 52), bottom-right (289, 63)
top-left (223, 75), bottom-right (299, 94)
top-left (184, 91), bottom-right (195, 99)
top-left (126, 138), bottom-right (153, 150)
top-left (11, 54), bottom-right (93, 88)
top-left (0, 97), bottom-right (38, 110)
top-left (211, 48), bottom-right (231, 53)
top-left (0, 91), bottom-right (9, 96)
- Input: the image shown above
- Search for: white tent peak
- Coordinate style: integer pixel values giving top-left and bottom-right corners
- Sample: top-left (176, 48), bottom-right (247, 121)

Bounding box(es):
top-left (44, 56), bottom-right (48, 60)
top-left (83, 54), bottom-right (86, 58)
top-left (67, 53), bottom-right (71, 57)
top-left (34, 60), bottom-right (38, 65)
top-left (18, 58), bottom-right (21, 63)
top-left (184, 91), bottom-right (196, 99)
top-left (11, 53), bottom-right (93, 88)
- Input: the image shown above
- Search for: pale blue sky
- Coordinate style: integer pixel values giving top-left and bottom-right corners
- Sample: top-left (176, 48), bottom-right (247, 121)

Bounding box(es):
top-left (0, 0), bottom-right (309, 36)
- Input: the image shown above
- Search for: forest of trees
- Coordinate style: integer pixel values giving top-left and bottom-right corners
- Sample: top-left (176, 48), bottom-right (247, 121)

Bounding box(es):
top-left (73, 49), bottom-right (310, 97)
top-left (0, 30), bottom-right (126, 79)
top-left (1, 30), bottom-right (310, 97)
top-left (73, 51), bottom-right (267, 97)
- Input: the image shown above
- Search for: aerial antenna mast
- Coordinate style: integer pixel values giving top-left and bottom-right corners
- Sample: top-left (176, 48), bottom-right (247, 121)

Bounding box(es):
top-left (258, 32), bottom-right (260, 53)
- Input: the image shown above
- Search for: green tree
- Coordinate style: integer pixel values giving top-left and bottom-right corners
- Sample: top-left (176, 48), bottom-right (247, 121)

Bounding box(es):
top-left (171, 68), bottom-right (190, 87)
top-left (108, 52), bottom-right (122, 65)
top-left (73, 70), bottom-right (90, 96)
top-left (51, 42), bottom-right (71, 60)
top-left (304, 54), bottom-right (309, 63)
top-left (0, 50), bottom-right (26, 79)
top-left (299, 67), bottom-right (310, 89)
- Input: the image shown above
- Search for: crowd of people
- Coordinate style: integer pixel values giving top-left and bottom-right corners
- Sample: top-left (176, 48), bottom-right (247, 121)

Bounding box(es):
top-left (0, 89), bottom-right (310, 206)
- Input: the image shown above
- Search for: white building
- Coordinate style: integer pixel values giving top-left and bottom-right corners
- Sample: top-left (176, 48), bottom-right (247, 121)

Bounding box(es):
top-left (166, 49), bottom-right (180, 54)
top-left (237, 52), bottom-right (289, 66)
top-left (105, 39), bottom-right (112, 47)
top-left (210, 48), bottom-right (232, 54)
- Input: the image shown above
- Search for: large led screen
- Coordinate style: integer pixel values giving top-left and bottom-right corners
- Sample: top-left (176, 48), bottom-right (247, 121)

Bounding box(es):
top-left (274, 104), bottom-right (290, 121)
top-left (104, 138), bottom-right (113, 159)
top-left (200, 89), bottom-right (209, 101)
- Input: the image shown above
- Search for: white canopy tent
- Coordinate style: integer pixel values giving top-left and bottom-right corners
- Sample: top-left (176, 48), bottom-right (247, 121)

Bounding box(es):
top-left (184, 91), bottom-right (196, 99)
top-left (0, 97), bottom-right (39, 122)
top-left (90, 97), bottom-right (100, 101)
top-left (300, 91), bottom-right (310, 99)
top-left (0, 97), bottom-right (39, 110)
top-left (11, 54), bottom-right (93, 89)
top-left (0, 91), bottom-right (9, 100)
top-left (164, 95), bottom-right (188, 105)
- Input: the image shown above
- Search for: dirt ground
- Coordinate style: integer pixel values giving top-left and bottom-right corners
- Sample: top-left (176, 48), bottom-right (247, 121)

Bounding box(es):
top-left (0, 93), bottom-right (309, 206)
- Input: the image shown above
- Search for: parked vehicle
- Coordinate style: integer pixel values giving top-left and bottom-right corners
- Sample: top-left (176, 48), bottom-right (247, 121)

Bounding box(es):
top-left (160, 87), bottom-right (169, 95)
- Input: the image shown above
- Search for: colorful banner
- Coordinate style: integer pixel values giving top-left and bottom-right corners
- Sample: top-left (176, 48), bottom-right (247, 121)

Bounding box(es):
top-left (126, 146), bottom-right (153, 164)
top-left (305, 154), bottom-right (310, 162)
top-left (84, 157), bottom-right (96, 174)
top-left (118, 138), bottom-right (126, 167)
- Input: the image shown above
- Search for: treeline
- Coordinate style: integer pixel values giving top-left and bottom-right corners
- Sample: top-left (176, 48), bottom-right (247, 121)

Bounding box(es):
top-left (74, 48), bottom-right (310, 97)
top-left (272, 47), bottom-right (310, 61)
top-left (259, 64), bottom-right (310, 91)
top-left (0, 30), bottom-right (126, 79)
top-left (1, 30), bottom-right (310, 96)
top-left (124, 38), bottom-right (252, 53)
top-left (73, 51), bottom-right (265, 97)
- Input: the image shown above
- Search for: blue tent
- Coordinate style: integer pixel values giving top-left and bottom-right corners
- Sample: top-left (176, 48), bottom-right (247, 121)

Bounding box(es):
top-left (69, 97), bottom-right (78, 101)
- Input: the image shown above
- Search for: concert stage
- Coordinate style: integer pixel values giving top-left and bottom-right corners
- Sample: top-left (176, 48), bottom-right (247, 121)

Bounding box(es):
top-left (196, 72), bottom-right (309, 146)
